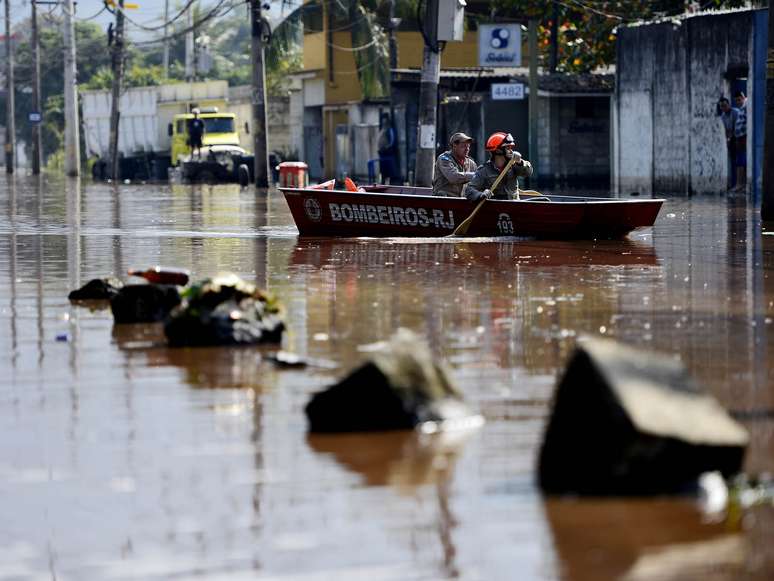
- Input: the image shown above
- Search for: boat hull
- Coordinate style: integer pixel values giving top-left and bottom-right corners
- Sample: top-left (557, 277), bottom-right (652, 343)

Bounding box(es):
top-left (279, 186), bottom-right (663, 239)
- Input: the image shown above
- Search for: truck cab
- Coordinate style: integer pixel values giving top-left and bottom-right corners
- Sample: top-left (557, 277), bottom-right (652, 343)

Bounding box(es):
top-left (169, 108), bottom-right (245, 165)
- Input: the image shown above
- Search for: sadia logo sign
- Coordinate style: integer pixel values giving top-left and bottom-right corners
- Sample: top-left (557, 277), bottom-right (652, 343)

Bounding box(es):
top-left (490, 28), bottom-right (510, 49)
top-left (478, 24), bottom-right (521, 68)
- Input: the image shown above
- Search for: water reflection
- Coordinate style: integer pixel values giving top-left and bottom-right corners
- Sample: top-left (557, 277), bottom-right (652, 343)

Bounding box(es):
top-left (290, 238), bottom-right (659, 270)
top-left (308, 428), bottom-right (474, 578)
top-left (111, 323), bottom-right (279, 390)
top-left (286, 237), bottom-right (663, 377)
top-left (543, 497), bottom-right (750, 581)
top-left (308, 429), bottom-right (471, 490)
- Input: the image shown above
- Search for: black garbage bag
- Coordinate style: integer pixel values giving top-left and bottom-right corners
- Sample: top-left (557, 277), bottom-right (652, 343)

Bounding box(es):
top-left (69, 277), bottom-right (123, 301)
top-left (110, 284), bottom-right (181, 323)
top-left (164, 273), bottom-right (285, 347)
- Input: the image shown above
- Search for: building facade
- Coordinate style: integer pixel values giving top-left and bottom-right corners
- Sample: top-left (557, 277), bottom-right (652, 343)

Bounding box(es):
top-left (615, 7), bottom-right (768, 196)
top-left (289, 2), bottom-right (614, 187)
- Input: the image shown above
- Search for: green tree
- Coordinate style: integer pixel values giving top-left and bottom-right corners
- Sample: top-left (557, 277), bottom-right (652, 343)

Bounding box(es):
top-left (11, 18), bottom-right (113, 163)
top-left (485, 0), bottom-right (749, 72)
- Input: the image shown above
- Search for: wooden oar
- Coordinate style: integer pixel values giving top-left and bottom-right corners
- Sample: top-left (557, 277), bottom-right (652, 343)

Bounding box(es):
top-left (449, 155), bottom-right (518, 237)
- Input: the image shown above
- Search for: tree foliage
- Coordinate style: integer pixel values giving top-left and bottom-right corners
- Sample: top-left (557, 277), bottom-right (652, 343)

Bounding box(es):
top-left (485, 0), bottom-right (749, 73)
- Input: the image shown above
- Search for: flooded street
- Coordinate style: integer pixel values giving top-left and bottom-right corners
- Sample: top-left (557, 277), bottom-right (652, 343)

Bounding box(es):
top-left (1, 176), bottom-right (772, 580)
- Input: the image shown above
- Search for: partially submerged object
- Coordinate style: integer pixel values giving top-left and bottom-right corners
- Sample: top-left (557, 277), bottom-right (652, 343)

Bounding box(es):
top-left (164, 273), bottom-right (285, 347)
top-left (266, 351), bottom-right (337, 369)
top-left (110, 284), bottom-right (182, 324)
top-left (280, 184), bottom-right (664, 239)
top-left (68, 277), bottom-right (123, 301)
top-left (538, 336), bottom-right (749, 495)
top-left (305, 328), bottom-right (482, 433)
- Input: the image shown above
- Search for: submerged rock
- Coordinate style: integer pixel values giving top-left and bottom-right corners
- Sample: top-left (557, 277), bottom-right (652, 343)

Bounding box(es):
top-left (305, 328), bottom-right (479, 433)
top-left (266, 351), bottom-right (338, 369)
top-left (164, 273), bottom-right (285, 347)
top-left (110, 284), bottom-right (181, 323)
top-left (538, 336), bottom-right (749, 495)
top-left (68, 277), bottom-right (123, 301)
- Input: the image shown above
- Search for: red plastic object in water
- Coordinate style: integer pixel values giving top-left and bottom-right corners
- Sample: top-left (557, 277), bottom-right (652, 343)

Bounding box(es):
top-left (127, 266), bottom-right (190, 286)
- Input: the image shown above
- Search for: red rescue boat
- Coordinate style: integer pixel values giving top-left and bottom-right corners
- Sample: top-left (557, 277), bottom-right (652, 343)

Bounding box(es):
top-left (279, 184), bottom-right (664, 239)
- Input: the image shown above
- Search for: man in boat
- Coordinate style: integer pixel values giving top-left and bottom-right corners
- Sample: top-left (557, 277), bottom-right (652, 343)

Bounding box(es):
top-left (432, 132), bottom-right (478, 196)
top-left (466, 132), bottom-right (533, 201)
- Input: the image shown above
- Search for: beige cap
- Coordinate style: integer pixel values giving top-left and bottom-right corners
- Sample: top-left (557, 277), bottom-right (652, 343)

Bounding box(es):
top-left (449, 132), bottom-right (473, 145)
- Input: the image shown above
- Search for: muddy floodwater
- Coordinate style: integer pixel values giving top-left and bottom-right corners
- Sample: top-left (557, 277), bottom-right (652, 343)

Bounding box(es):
top-left (1, 176), bottom-right (773, 580)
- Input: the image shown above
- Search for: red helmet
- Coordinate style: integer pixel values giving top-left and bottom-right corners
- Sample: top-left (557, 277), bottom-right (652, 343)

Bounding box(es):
top-left (485, 132), bottom-right (516, 153)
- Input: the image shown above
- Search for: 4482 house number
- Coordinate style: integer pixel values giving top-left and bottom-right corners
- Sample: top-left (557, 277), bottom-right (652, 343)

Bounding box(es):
top-left (491, 83), bottom-right (525, 101)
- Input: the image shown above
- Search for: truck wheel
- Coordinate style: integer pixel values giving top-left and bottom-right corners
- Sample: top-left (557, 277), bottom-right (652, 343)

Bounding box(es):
top-left (238, 164), bottom-right (250, 187)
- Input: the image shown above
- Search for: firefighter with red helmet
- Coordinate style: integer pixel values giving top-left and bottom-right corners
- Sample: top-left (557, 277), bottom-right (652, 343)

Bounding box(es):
top-left (465, 132), bottom-right (533, 202)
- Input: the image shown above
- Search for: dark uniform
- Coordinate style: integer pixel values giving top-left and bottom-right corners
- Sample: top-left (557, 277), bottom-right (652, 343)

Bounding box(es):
top-left (466, 158), bottom-right (533, 202)
top-left (189, 116), bottom-right (205, 155)
top-left (432, 151), bottom-right (478, 197)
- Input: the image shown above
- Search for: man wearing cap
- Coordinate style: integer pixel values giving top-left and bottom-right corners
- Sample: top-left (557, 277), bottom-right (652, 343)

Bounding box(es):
top-left (432, 132), bottom-right (478, 197)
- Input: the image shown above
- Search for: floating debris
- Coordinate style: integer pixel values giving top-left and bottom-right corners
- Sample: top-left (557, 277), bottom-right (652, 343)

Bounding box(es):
top-left (305, 328), bottom-right (482, 433)
top-left (111, 284), bottom-right (182, 324)
top-left (68, 277), bottom-right (123, 301)
top-left (266, 351), bottom-right (337, 369)
top-left (128, 266), bottom-right (190, 286)
top-left (164, 273), bottom-right (285, 347)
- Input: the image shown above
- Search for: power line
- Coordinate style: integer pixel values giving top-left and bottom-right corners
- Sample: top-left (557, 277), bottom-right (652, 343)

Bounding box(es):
top-left (131, 0), bottom-right (242, 46)
top-left (111, 0), bottom-right (198, 32)
top-left (76, 5), bottom-right (108, 22)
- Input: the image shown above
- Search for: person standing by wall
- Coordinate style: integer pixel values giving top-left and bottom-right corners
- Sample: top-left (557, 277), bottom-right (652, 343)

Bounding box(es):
top-left (377, 113), bottom-right (399, 184)
top-left (717, 97), bottom-right (738, 190)
top-left (732, 91), bottom-right (747, 193)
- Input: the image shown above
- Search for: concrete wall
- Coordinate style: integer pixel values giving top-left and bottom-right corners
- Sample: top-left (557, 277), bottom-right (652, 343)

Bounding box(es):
top-left (228, 86), bottom-right (293, 156)
top-left (616, 10), bottom-right (762, 195)
top-left (540, 96), bottom-right (611, 187)
top-left (396, 30), bottom-right (481, 69)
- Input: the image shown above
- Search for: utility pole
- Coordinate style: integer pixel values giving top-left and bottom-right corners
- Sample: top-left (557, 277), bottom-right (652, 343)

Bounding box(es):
top-left (761, 1), bottom-right (774, 219)
top-left (414, 0), bottom-right (440, 187)
top-left (63, 0), bottom-right (80, 176)
top-left (162, 0), bottom-right (170, 78)
top-left (388, 0), bottom-right (399, 70)
top-left (31, 0), bottom-right (42, 174)
top-left (185, 2), bottom-right (195, 81)
top-left (109, 0), bottom-right (125, 181)
top-left (5, 0), bottom-right (15, 173)
top-left (528, 18), bottom-right (539, 178)
top-left (250, 0), bottom-right (269, 187)
top-left (387, 0), bottom-right (400, 180)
